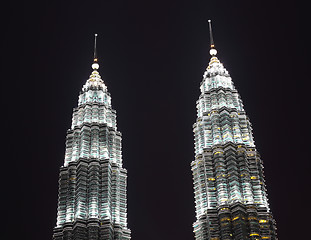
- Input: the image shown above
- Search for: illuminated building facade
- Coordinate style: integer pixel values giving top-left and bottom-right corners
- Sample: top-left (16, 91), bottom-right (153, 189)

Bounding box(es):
top-left (191, 21), bottom-right (278, 240)
top-left (53, 37), bottom-right (131, 240)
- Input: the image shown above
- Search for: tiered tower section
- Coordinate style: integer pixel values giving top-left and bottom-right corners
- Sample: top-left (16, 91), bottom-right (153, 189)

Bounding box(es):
top-left (53, 56), bottom-right (131, 240)
top-left (191, 22), bottom-right (277, 240)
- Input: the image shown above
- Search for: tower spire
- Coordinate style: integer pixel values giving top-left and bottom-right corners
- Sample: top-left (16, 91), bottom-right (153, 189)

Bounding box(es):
top-left (94, 33), bottom-right (98, 60)
top-left (53, 32), bottom-right (131, 240)
top-left (192, 21), bottom-right (278, 240)
top-left (92, 33), bottom-right (99, 70)
top-left (208, 20), bottom-right (217, 56)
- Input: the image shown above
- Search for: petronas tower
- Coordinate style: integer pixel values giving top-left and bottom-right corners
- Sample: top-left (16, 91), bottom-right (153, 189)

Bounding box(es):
top-left (53, 36), bottom-right (131, 240)
top-left (52, 25), bottom-right (278, 240)
top-left (191, 21), bottom-right (278, 240)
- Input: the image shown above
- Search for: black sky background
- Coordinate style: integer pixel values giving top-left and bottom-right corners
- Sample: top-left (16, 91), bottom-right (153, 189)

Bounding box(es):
top-left (3, 1), bottom-right (310, 239)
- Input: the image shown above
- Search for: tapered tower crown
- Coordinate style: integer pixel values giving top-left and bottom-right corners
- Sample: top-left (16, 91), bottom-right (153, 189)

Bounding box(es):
top-left (191, 21), bottom-right (278, 240)
top-left (53, 35), bottom-right (131, 240)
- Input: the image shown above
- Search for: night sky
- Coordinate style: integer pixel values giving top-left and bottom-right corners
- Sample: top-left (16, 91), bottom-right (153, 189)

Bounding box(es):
top-left (4, 1), bottom-right (310, 240)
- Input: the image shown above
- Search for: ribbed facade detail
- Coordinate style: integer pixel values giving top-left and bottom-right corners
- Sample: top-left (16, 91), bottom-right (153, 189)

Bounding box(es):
top-left (53, 62), bottom-right (131, 240)
top-left (191, 54), bottom-right (277, 240)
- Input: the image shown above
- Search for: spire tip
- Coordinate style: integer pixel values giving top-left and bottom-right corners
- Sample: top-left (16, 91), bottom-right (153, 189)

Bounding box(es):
top-left (208, 20), bottom-right (217, 56)
top-left (92, 34), bottom-right (99, 69)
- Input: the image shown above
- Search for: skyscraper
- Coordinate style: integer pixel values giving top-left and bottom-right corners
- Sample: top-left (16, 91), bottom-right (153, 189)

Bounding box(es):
top-left (53, 35), bottom-right (131, 240)
top-left (191, 21), bottom-right (278, 240)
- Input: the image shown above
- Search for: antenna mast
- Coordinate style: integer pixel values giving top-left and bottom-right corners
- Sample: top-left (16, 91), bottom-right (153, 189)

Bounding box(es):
top-left (94, 33), bottom-right (98, 60)
top-left (92, 34), bottom-right (99, 69)
top-left (208, 20), bottom-right (214, 48)
top-left (208, 20), bottom-right (217, 56)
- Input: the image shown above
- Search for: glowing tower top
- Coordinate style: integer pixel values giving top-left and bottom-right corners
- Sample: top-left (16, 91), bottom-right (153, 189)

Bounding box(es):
top-left (53, 34), bottom-right (131, 240)
top-left (191, 21), bottom-right (278, 240)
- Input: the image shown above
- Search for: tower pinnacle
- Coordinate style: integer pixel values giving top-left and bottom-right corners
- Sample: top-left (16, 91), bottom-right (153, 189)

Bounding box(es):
top-left (191, 21), bottom-right (278, 240)
top-left (208, 20), bottom-right (217, 56)
top-left (53, 35), bottom-right (131, 240)
top-left (92, 33), bottom-right (99, 70)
